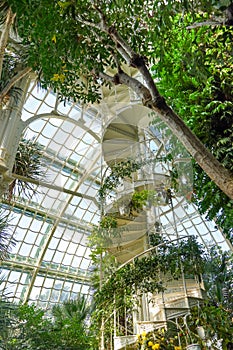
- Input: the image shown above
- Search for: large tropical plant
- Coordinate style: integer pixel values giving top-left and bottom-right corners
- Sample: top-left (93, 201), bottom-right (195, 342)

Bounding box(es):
top-left (0, 296), bottom-right (97, 350)
top-left (52, 296), bottom-right (96, 349)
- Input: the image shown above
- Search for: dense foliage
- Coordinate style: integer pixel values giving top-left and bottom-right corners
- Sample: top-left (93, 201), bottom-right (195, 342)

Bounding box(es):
top-left (0, 297), bottom-right (97, 349)
top-left (152, 17), bottom-right (233, 240)
top-left (94, 237), bottom-right (206, 310)
top-left (5, 0), bottom-right (230, 102)
top-left (136, 302), bottom-right (233, 350)
top-left (91, 235), bottom-right (233, 348)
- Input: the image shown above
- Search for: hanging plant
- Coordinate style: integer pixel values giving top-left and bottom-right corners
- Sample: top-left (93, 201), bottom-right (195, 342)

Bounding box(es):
top-left (6, 138), bottom-right (44, 200)
top-left (98, 159), bottom-right (143, 200)
top-left (0, 208), bottom-right (16, 260)
top-left (89, 215), bottom-right (119, 257)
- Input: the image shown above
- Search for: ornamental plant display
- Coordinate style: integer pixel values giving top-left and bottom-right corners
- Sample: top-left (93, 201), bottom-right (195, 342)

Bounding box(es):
top-left (182, 303), bottom-right (233, 350)
top-left (136, 304), bottom-right (233, 350)
top-left (136, 328), bottom-right (181, 350)
top-left (140, 303), bottom-right (233, 350)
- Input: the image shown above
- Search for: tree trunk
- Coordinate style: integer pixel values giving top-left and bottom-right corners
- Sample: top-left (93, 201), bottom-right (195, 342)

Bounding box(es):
top-left (113, 70), bottom-right (233, 200)
top-left (150, 99), bottom-right (233, 199)
top-left (98, 18), bottom-right (233, 200)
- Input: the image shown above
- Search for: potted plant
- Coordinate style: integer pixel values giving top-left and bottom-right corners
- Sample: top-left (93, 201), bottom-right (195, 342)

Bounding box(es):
top-left (136, 327), bottom-right (181, 350)
top-left (179, 328), bottom-right (201, 350)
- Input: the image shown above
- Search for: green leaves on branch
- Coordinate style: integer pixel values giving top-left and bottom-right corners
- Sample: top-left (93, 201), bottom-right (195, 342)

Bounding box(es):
top-left (7, 0), bottom-right (225, 104)
top-left (98, 159), bottom-right (143, 201)
top-left (94, 236), bottom-right (207, 310)
top-left (0, 298), bottom-right (97, 350)
top-left (153, 18), bottom-right (233, 239)
top-left (98, 155), bottom-right (173, 201)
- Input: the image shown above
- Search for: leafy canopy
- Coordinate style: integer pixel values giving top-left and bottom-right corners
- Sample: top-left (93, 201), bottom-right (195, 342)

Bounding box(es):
top-left (153, 15), bottom-right (233, 239)
top-left (7, 0), bottom-right (230, 102)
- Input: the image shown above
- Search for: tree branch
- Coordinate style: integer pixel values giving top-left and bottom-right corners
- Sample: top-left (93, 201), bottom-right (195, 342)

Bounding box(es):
top-left (130, 54), bottom-right (164, 106)
top-left (98, 71), bottom-right (116, 84)
top-left (186, 21), bottom-right (222, 29)
top-left (75, 15), bottom-right (101, 31)
top-left (117, 70), bottom-right (151, 101)
top-left (187, 4), bottom-right (233, 29)
top-left (92, 6), bottom-right (135, 64)
top-left (108, 27), bottom-right (135, 59)
top-left (91, 10), bottom-right (162, 105)
top-left (115, 45), bottom-right (131, 65)
top-left (99, 69), bottom-right (151, 102)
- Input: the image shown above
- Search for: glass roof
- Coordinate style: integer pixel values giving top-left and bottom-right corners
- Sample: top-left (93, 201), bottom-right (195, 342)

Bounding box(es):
top-left (0, 78), bottom-right (231, 309)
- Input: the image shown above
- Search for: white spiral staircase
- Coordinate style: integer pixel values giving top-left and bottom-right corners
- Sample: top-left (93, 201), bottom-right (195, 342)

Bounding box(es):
top-left (101, 105), bottom-right (205, 349)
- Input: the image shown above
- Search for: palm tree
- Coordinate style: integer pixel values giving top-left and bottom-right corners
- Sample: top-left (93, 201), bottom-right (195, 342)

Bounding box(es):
top-left (52, 295), bottom-right (97, 349)
top-left (52, 296), bottom-right (90, 322)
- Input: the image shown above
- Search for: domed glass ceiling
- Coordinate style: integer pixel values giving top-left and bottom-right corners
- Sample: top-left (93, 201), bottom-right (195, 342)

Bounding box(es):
top-left (0, 78), bottom-right (231, 310)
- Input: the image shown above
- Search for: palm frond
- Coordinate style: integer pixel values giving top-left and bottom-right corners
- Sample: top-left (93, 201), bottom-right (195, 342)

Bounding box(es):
top-left (52, 295), bottom-right (90, 323)
top-left (0, 1), bottom-right (11, 25)
top-left (0, 2), bottom-right (17, 33)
